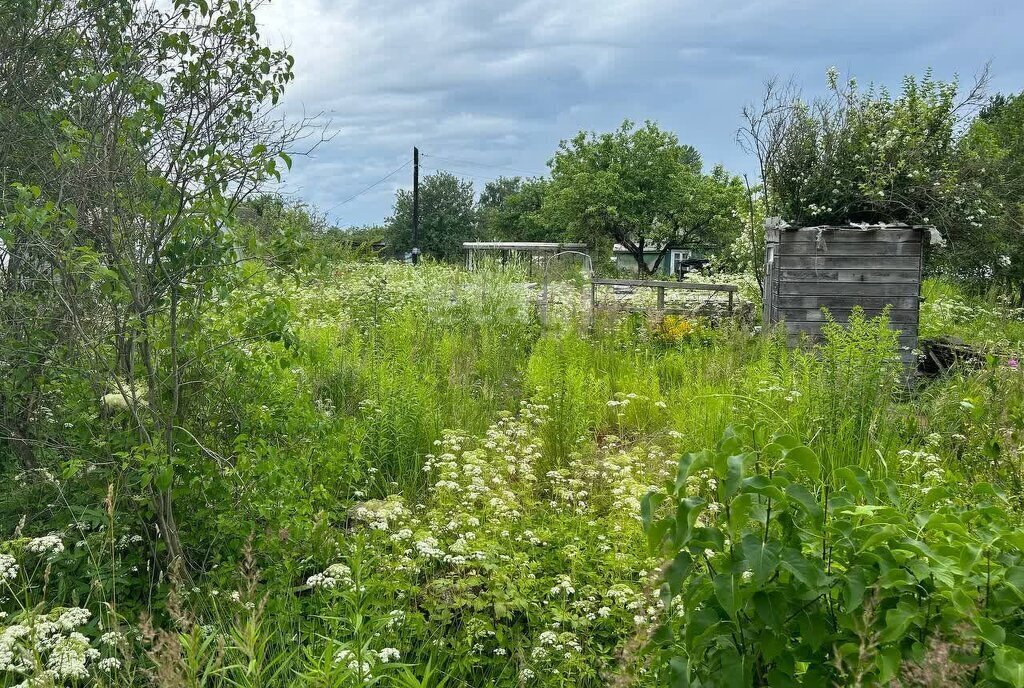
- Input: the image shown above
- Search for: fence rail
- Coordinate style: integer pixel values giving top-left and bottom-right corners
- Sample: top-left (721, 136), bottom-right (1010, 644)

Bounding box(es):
top-left (590, 278), bottom-right (737, 314)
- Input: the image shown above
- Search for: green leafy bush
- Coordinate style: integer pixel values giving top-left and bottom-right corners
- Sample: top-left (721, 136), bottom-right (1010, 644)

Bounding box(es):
top-left (764, 70), bottom-right (992, 230)
top-left (643, 424), bottom-right (1024, 686)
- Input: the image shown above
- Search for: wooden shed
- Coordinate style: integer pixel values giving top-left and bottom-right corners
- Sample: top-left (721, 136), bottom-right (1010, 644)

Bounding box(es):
top-left (763, 224), bottom-right (927, 367)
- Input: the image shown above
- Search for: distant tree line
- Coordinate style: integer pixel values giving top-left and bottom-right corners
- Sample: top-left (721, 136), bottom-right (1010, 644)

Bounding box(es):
top-left (253, 68), bottom-right (1024, 298)
top-left (369, 71), bottom-right (1024, 300)
top-left (381, 120), bottom-right (748, 275)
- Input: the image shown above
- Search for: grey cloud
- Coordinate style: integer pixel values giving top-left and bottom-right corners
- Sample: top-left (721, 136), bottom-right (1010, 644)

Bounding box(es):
top-left (258, 0), bottom-right (1024, 227)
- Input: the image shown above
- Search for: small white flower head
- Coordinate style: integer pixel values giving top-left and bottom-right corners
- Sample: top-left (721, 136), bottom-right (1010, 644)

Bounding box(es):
top-left (98, 656), bottom-right (122, 672)
top-left (307, 563), bottom-right (353, 590)
top-left (378, 647), bottom-right (400, 663)
top-left (56, 607), bottom-right (90, 631)
top-left (0, 553), bottom-right (17, 580)
top-left (26, 534), bottom-right (65, 556)
top-left (100, 631), bottom-right (124, 647)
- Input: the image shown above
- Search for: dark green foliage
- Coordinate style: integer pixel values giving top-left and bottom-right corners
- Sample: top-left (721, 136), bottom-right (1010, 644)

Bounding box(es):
top-left (386, 171), bottom-right (476, 259)
top-left (644, 424), bottom-right (1024, 687)
top-left (543, 119), bottom-right (744, 275)
top-left (476, 176), bottom-right (556, 242)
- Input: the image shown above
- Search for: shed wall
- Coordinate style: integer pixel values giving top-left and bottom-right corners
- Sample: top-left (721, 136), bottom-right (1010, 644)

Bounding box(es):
top-left (764, 227), bottom-right (924, 368)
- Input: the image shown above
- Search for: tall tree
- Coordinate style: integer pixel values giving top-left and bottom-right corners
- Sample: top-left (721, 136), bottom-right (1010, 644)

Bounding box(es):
top-left (477, 176), bottom-right (555, 242)
top-left (965, 91), bottom-right (1024, 300)
top-left (543, 119), bottom-right (736, 275)
top-left (0, 0), bottom-right (302, 566)
top-left (386, 171), bottom-right (475, 260)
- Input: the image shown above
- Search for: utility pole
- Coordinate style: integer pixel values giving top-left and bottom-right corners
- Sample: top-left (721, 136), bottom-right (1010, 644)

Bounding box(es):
top-left (411, 146), bottom-right (420, 265)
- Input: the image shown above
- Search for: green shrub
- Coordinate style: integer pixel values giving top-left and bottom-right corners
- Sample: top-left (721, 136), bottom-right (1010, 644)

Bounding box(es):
top-left (643, 424), bottom-right (1024, 686)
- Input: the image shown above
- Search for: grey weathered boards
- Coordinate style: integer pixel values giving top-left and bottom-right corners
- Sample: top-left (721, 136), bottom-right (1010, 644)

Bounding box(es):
top-left (762, 225), bottom-right (927, 367)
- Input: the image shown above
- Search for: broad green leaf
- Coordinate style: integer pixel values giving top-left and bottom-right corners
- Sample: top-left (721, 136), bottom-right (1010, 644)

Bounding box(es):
top-left (673, 498), bottom-right (706, 548)
top-left (724, 453), bottom-right (745, 498)
top-left (994, 646), bottom-right (1024, 688)
top-left (783, 445), bottom-right (819, 478)
top-left (970, 618), bottom-right (1006, 648)
top-left (713, 573), bottom-right (740, 618)
top-left (877, 645), bottom-right (901, 683)
top-left (741, 533), bottom-right (780, 584)
top-left (669, 657), bottom-right (690, 688)
top-left (729, 493), bottom-right (752, 536)
top-left (641, 491), bottom-right (665, 531)
top-left (785, 483), bottom-right (823, 522)
top-left (879, 603), bottom-right (918, 644)
top-left (665, 551), bottom-right (693, 596)
top-left (781, 548), bottom-right (827, 590)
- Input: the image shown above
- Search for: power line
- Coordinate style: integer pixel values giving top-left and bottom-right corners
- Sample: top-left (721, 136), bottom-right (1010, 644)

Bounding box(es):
top-left (420, 164), bottom-right (507, 184)
top-left (324, 160), bottom-right (412, 216)
top-left (421, 153), bottom-right (538, 177)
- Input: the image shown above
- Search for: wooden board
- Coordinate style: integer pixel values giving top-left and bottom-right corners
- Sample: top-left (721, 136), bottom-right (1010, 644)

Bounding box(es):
top-left (774, 295), bottom-right (920, 310)
top-left (778, 282), bottom-right (920, 297)
top-left (776, 308), bottom-right (918, 324)
top-left (785, 326), bottom-right (918, 343)
top-left (779, 255), bottom-right (922, 270)
top-left (777, 241), bottom-right (922, 256)
top-left (779, 269), bottom-right (920, 283)
top-left (779, 228), bottom-right (922, 243)
top-left (593, 278), bottom-right (737, 290)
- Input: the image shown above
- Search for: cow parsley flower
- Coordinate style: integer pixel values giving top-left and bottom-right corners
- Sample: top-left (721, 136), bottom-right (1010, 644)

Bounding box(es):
top-left (0, 553), bottom-right (17, 581)
top-left (56, 607), bottom-right (90, 631)
top-left (98, 656), bottom-right (122, 672)
top-left (306, 563), bottom-right (353, 590)
top-left (26, 534), bottom-right (64, 556)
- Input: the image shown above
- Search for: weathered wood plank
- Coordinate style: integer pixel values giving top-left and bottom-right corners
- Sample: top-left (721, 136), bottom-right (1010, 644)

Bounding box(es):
top-left (778, 269), bottom-right (921, 283)
top-left (779, 255), bottom-right (922, 270)
top-left (591, 278), bottom-right (737, 292)
top-left (784, 321), bottom-right (918, 337)
top-left (775, 295), bottom-right (920, 309)
top-left (777, 308), bottom-right (918, 324)
top-left (779, 228), bottom-right (922, 243)
top-left (777, 241), bottom-right (922, 256)
top-left (778, 282), bottom-right (920, 297)
top-left (785, 335), bottom-right (919, 346)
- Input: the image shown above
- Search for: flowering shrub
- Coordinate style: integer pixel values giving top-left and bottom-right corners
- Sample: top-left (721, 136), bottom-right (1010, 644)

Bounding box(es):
top-left (0, 605), bottom-right (126, 685)
top-left (297, 402), bottom-right (675, 685)
top-left (654, 315), bottom-right (695, 344)
top-left (765, 69), bottom-right (995, 233)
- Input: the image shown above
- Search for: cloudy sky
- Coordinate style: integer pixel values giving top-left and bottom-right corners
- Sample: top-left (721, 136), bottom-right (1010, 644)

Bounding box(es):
top-left (256, 0), bottom-right (1024, 228)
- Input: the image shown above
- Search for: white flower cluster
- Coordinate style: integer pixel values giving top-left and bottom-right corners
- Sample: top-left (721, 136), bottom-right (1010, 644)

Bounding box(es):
top-left (350, 496), bottom-right (410, 531)
top-left (306, 562), bottom-right (353, 590)
top-left (332, 647), bottom-right (390, 676)
top-left (1, 607), bottom-right (100, 681)
top-left (0, 554), bottom-right (17, 581)
top-left (25, 535), bottom-right (64, 557)
top-left (115, 533), bottom-right (144, 551)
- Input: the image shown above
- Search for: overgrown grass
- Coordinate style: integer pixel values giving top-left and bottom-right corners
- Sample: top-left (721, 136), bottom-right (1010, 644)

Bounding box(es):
top-left (921, 277), bottom-right (1024, 353)
top-left (3, 262), bottom-right (1024, 686)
